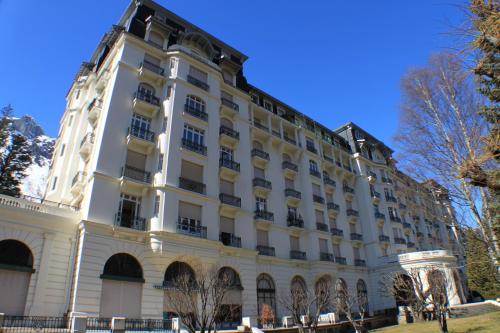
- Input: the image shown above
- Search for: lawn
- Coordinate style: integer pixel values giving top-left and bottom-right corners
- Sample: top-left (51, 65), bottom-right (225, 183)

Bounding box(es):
top-left (371, 311), bottom-right (500, 333)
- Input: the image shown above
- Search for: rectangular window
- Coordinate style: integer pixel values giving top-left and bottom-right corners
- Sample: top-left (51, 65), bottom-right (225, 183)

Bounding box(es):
top-left (154, 195), bottom-right (160, 216)
top-left (68, 114), bottom-right (74, 127)
top-left (157, 154), bottom-right (164, 172)
top-left (166, 86), bottom-right (172, 99)
top-left (312, 183), bottom-right (322, 196)
top-left (332, 244), bottom-right (341, 257)
top-left (220, 179), bottom-right (234, 195)
top-left (254, 167), bottom-right (265, 179)
top-left (315, 210), bottom-right (324, 223)
top-left (189, 66), bottom-right (208, 83)
top-left (75, 89), bottom-right (80, 100)
top-left (263, 100), bottom-right (272, 111)
top-left (51, 177), bottom-right (57, 190)
top-left (181, 160), bottom-right (203, 182)
top-left (353, 247), bottom-right (360, 260)
top-left (257, 230), bottom-right (269, 246)
top-left (183, 124), bottom-right (204, 145)
top-left (290, 236), bottom-right (300, 251)
top-left (60, 144), bottom-right (66, 156)
top-left (256, 197), bottom-right (267, 211)
top-left (319, 238), bottom-right (328, 253)
top-left (220, 146), bottom-right (233, 161)
top-left (178, 201), bottom-right (202, 221)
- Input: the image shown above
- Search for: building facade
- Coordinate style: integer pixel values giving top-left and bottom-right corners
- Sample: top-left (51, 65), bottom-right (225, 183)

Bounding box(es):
top-left (0, 0), bottom-right (466, 323)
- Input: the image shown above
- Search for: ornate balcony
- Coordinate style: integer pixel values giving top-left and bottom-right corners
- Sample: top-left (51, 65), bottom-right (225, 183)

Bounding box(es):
top-left (139, 60), bottom-right (165, 85)
top-left (87, 98), bottom-right (102, 126)
top-left (335, 256), bottom-right (347, 265)
top-left (346, 209), bottom-right (359, 217)
top-left (309, 169), bottom-right (321, 178)
top-left (379, 235), bottom-right (390, 243)
top-left (313, 194), bottom-right (325, 205)
top-left (253, 178), bottom-right (272, 196)
top-left (184, 104), bottom-right (208, 122)
top-left (323, 178), bottom-right (336, 192)
top-left (219, 125), bottom-right (239, 147)
top-left (127, 126), bottom-right (155, 151)
top-left (254, 210), bottom-right (274, 228)
top-left (386, 195), bottom-right (397, 203)
top-left (287, 215), bottom-right (304, 228)
top-left (350, 233), bottom-right (363, 241)
top-left (407, 242), bottom-right (416, 248)
top-left (121, 165), bottom-right (151, 184)
top-left (219, 193), bottom-right (241, 208)
top-left (354, 259), bottom-right (366, 267)
top-left (394, 237), bottom-right (407, 245)
top-left (70, 171), bottom-right (87, 195)
top-left (79, 132), bottom-right (95, 158)
top-left (177, 217), bottom-right (207, 238)
top-left (187, 75), bottom-right (209, 91)
top-left (133, 91), bottom-right (160, 116)
top-left (306, 143), bottom-right (318, 154)
top-left (371, 191), bottom-right (381, 204)
top-left (327, 202), bottom-right (340, 218)
top-left (115, 212), bottom-right (147, 231)
top-left (251, 148), bottom-right (270, 167)
top-left (257, 245), bottom-right (275, 256)
top-left (182, 138), bottom-right (207, 156)
top-left (219, 158), bottom-right (240, 180)
top-left (221, 97), bottom-right (239, 112)
top-left (220, 232), bottom-right (241, 248)
top-left (390, 216), bottom-right (402, 224)
top-left (382, 177), bottom-right (393, 184)
top-left (403, 222), bottom-right (412, 230)
top-left (284, 188), bottom-right (301, 206)
top-left (320, 252), bottom-right (335, 262)
top-left (316, 222), bottom-right (329, 232)
top-left (375, 212), bottom-right (386, 221)
top-left (367, 171), bottom-right (377, 184)
top-left (331, 228), bottom-right (344, 239)
top-left (282, 161), bottom-right (298, 178)
top-left (290, 250), bottom-right (307, 260)
top-left (179, 177), bottom-right (206, 194)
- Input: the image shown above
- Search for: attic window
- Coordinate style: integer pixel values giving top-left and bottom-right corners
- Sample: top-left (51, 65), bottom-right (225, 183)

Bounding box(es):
top-left (263, 100), bottom-right (272, 111)
top-left (251, 94), bottom-right (259, 104)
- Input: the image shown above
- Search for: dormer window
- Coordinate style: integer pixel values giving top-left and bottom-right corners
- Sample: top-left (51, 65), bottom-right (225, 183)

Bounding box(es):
top-left (264, 100), bottom-right (272, 111)
top-left (251, 94), bottom-right (259, 104)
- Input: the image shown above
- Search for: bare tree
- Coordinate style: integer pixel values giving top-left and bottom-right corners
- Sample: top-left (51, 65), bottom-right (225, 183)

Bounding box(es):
top-left (278, 276), bottom-right (333, 333)
top-left (334, 281), bottom-right (368, 333)
top-left (395, 52), bottom-right (499, 263)
top-left (164, 264), bottom-right (233, 333)
top-left (427, 268), bottom-right (453, 333)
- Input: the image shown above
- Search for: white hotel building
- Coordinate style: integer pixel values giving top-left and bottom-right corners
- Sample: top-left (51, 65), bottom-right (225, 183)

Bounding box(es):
top-left (0, 0), bottom-right (467, 323)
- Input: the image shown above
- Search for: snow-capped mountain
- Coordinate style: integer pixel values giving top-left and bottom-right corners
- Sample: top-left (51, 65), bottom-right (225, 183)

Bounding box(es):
top-left (9, 116), bottom-right (55, 197)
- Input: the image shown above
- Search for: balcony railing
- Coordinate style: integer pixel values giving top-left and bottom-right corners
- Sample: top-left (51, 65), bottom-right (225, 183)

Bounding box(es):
top-left (324, 178), bottom-right (336, 187)
top-left (368, 171), bottom-right (377, 179)
top-left (386, 196), bottom-right (397, 203)
top-left (219, 193), bottom-right (241, 207)
top-left (390, 216), bottom-right (402, 223)
top-left (323, 155), bottom-right (334, 163)
top-left (316, 223), bottom-right (329, 232)
top-left (254, 210), bottom-right (274, 222)
top-left (346, 209), bottom-right (359, 217)
top-left (327, 202), bottom-right (340, 211)
top-left (343, 186), bottom-right (355, 194)
top-left (394, 237), bottom-right (407, 245)
top-left (219, 158), bottom-right (240, 172)
top-left (287, 216), bottom-right (304, 228)
top-left (80, 133), bottom-right (95, 147)
top-left (282, 161), bottom-right (298, 172)
top-left (399, 203), bottom-right (407, 210)
top-left (122, 165), bottom-right (151, 183)
top-left (320, 252), bottom-right (335, 262)
top-left (313, 194), bottom-right (325, 204)
top-left (354, 259), bottom-right (366, 267)
top-left (306, 144), bottom-right (317, 154)
top-left (407, 242), bottom-right (416, 248)
top-left (251, 148), bottom-right (270, 160)
top-left (253, 177), bottom-right (272, 190)
top-left (254, 121), bottom-right (269, 132)
top-left (379, 235), bottom-right (390, 242)
top-left (284, 136), bottom-right (297, 145)
top-left (335, 256), bottom-right (347, 265)
top-left (309, 169), bottom-right (321, 178)
top-left (182, 138), bottom-right (207, 155)
top-left (219, 232), bottom-right (241, 248)
top-left (284, 188), bottom-right (301, 199)
top-left (219, 125), bottom-right (240, 140)
top-left (184, 104), bottom-right (208, 121)
top-left (115, 212), bottom-right (147, 231)
top-left (331, 228), bottom-right (344, 237)
top-left (134, 91), bottom-right (160, 106)
top-left (187, 75), bottom-right (209, 91)
top-left (290, 250), bottom-right (307, 260)
top-left (375, 212), bottom-right (386, 220)
top-left (179, 177), bottom-right (206, 194)
top-left (128, 126), bottom-right (155, 142)
top-left (141, 60), bottom-right (165, 76)
top-left (177, 217), bottom-right (207, 238)
top-left (403, 222), bottom-right (412, 229)
top-left (382, 177), bottom-right (393, 184)
top-left (221, 97), bottom-right (239, 111)
top-left (256, 245), bottom-right (275, 256)
top-left (350, 233), bottom-right (363, 241)
top-left (371, 191), bottom-right (381, 199)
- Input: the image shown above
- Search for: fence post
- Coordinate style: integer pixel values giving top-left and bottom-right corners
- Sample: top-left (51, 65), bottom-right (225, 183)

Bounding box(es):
top-left (171, 318), bottom-right (181, 333)
top-left (71, 316), bottom-right (87, 333)
top-left (111, 317), bottom-right (126, 333)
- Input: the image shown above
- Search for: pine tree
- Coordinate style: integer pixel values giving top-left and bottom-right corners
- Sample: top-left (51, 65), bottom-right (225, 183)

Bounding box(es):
top-left (0, 105), bottom-right (32, 197)
top-left (465, 229), bottom-right (500, 300)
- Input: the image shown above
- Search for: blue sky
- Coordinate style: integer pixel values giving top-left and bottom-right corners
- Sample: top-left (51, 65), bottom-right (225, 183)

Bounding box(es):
top-left (0, 0), bottom-right (466, 145)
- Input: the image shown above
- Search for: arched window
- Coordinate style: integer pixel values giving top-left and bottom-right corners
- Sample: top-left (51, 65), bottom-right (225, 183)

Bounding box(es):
top-left (335, 278), bottom-right (348, 315)
top-left (357, 279), bottom-right (369, 310)
top-left (102, 253), bottom-right (143, 281)
top-left (164, 261), bottom-right (196, 287)
top-left (0, 240), bottom-right (34, 315)
top-left (186, 95), bottom-right (205, 112)
top-left (220, 118), bottom-right (233, 129)
top-left (138, 82), bottom-right (155, 97)
top-left (217, 267), bottom-right (243, 329)
top-left (257, 274), bottom-right (276, 320)
top-left (315, 275), bottom-right (333, 313)
top-left (291, 275), bottom-right (307, 292)
top-left (0, 239), bottom-right (33, 268)
top-left (218, 267), bottom-right (242, 289)
top-left (100, 253), bottom-right (144, 318)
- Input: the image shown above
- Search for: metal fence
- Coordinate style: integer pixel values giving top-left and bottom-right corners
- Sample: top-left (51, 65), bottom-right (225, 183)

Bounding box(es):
top-left (0, 316), bottom-right (70, 333)
top-left (85, 318), bottom-right (174, 333)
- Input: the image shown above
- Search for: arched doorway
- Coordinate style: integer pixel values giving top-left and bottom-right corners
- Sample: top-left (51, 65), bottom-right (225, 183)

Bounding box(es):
top-left (335, 278), bottom-right (348, 318)
top-left (216, 267), bottom-right (243, 329)
top-left (99, 253), bottom-right (144, 318)
top-left (0, 239), bottom-right (34, 315)
top-left (356, 279), bottom-right (369, 313)
top-left (257, 274), bottom-right (276, 325)
top-left (163, 261), bottom-right (196, 320)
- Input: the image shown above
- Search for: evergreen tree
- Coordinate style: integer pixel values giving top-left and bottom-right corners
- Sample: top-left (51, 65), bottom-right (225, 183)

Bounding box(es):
top-left (0, 105), bottom-right (32, 197)
top-left (465, 229), bottom-right (500, 299)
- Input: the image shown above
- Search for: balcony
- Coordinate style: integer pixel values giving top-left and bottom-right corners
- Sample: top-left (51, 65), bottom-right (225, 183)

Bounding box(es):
top-left (253, 121), bottom-right (270, 135)
top-left (382, 177), bottom-right (393, 184)
top-left (251, 148), bottom-right (270, 167)
top-left (407, 242), bottom-right (416, 248)
top-left (306, 143), bottom-right (318, 154)
top-left (403, 222), bottom-right (412, 230)
top-left (343, 186), bottom-right (355, 200)
top-left (257, 245), bottom-right (275, 256)
top-left (219, 126), bottom-right (240, 147)
top-left (354, 259), bottom-right (366, 267)
top-left (320, 252), bottom-right (335, 262)
top-left (179, 177), bottom-right (206, 194)
top-left (316, 223), bottom-right (329, 232)
top-left (346, 209), bottom-right (359, 217)
top-left (121, 165), bottom-right (151, 184)
top-left (184, 104), bottom-right (208, 122)
top-left (219, 158), bottom-right (240, 179)
top-left (371, 191), bottom-right (381, 204)
top-left (390, 216), bottom-right (402, 224)
top-left (290, 250), bottom-right (307, 260)
top-left (70, 171), bottom-right (87, 195)
top-left (187, 75), bottom-right (209, 91)
top-left (327, 202), bottom-right (340, 218)
top-left (323, 178), bottom-right (336, 192)
top-left (115, 212), bottom-right (147, 231)
top-left (367, 171), bottom-right (377, 184)
top-left (394, 237), bottom-right (407, 245)
top-left (283, 135), bottom-right (297, 146)
top-left (284, 188), bottom-right (301, 206)
top-left (379, 235), bottom-right (390, 243)
top-left (139, 60), bottom-right (165, 85)
top-left (177, 217), bottom-right (207, 238)
top-left (350, 233), bottom-right (363, 241)
top-left (219, 193), bottom-right (241, 208)
top-left (133, 91), bottom-right (160, 116)
top-left (254, 210), bottom-right (274, 228)
top-left (309, 169), bottom-right (321, 178)
top-left (221, 97), bottom-right (239, 113)
top-left (375, 212), bottom-right (386, 221)
top-left (79, 133), bottom-right (94, 158)
top-left (282, 161), bottom-right (298, 178)
top-left (127, 126), bottom-right (155, 151)
top-left (287, 215), bottom-right (304, 229)
top-left (253, 177), bottom-right (272, 196)
top-left (220, 232), bottom-right (241, 248)
top-left (335, 256), bottom-right (347, 265)
top-left (399, 203), bottom-right (407, 210)
top-left (323, 155), bottom-right (334, 164)
top-left (385, 195), bottom-right (397, 203)
top-left (330, 228), bottom-right (344, 239)
top-left (313, 194), bottom-right (325, 205)
top-left (87, 98), bottom-right (102, 125)
top-left (181, 138), bottom-right (207, 156)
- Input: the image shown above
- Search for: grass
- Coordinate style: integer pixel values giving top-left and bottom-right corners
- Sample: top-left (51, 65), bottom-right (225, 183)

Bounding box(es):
top-left (371, 311), bottom-right (500, 333)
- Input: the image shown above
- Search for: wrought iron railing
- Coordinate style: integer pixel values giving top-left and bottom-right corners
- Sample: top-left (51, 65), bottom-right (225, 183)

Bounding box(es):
top-left (219, 125), bottom-right (239, 139)
top-left (141, 60), bottom-right (165, 75)
top-left (134, 90), bottom-right (160, 106)
top-left (320, 252), bottom-right (335, 262)
top-left (122, 165), bottom-right (151, 183)
top-left (282, 161), bottom-right (298, 172)
top-left (309, 169), bottom-right (321, 178)
top-left (253, 177), bottom-right (272, 189)
top-left (256, 245), bottom-right (275, 256)
top-left (220, 232), bottom-right (242, 248)
top-left (219, 158), bottom-right (240, 172)
top-left (379, 235), bottom-right (390, 242)
top-left (284, 188), bottom-right (301, 199)
top-left (335, 256), bottom-right (347, 265)
top-left (251, 148), bottom-right (269, 160)
top-left (115, 212), bottom-right (147, 231)
top-left (187, 75), bottom-right (209, 91)
top-left (327, 202), bottom-right (340, 211)
top-left (221, 97), bottom-right (239, 111)
top-left (254, 210), bottom-right (274, 222)
top-left (184, 104), bottom-right (208, 121)
top-left (354, 259), bottom-right (366, 267)
top-left (80, 132), bottom-right (95, 147)
top-left (287, 216), bottom-right (304, 228)
top-left (346, 209), bottom-right (359, 217)
top-left (181, 138), bottom-right (207, 155)
top-left (128, 126), bottom-right (155, 142)
top-left (313, 194), bottom-right (325, 204)
top-left (394, 237), bottom-right (407, 244)
top-left (331, 228), bottom-right (344, 237)
top-left (219, 193), bottom-right (241, 207)
top-left (350, 233), bottom-right (363, 241)
top-left (316, 223), bottom-right (329, 232)
top-left (177, 217), bottom-right (207, 238)
top-left (290, 250), bottom-right (307, 260)
top-left (324, 178), bottom-right (336, 187)
top-left (179, 177), bottom-right (206, 194)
